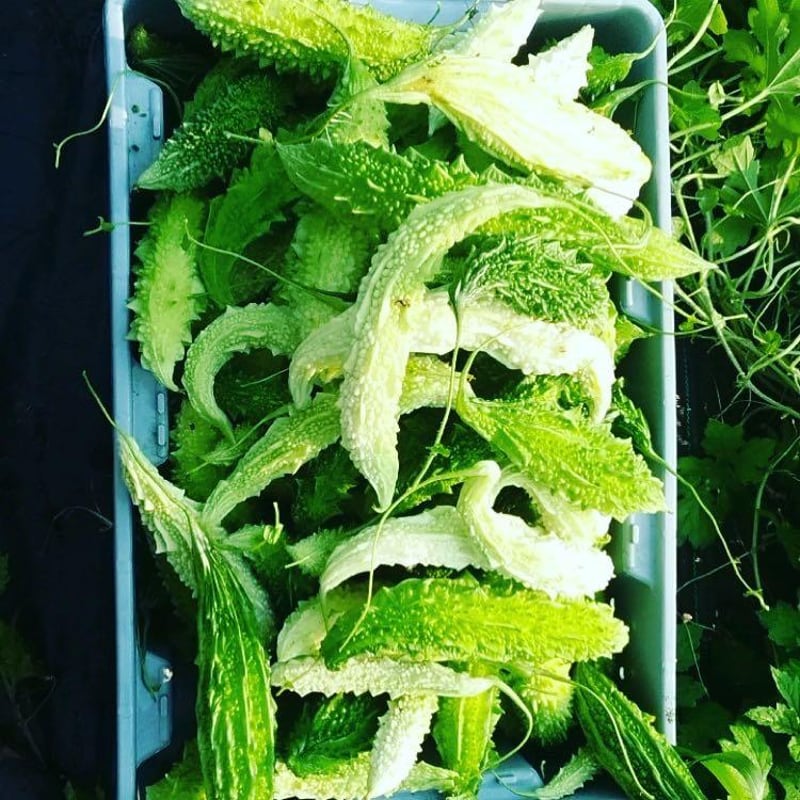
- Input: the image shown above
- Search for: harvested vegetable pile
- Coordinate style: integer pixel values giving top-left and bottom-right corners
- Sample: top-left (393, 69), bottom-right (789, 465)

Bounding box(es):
top-left (117, 0), bottom-right (715, 798)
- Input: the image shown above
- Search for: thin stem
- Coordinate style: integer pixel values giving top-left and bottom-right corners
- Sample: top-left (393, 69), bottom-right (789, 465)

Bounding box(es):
top-left (667, 0), bottom-right (721, 71)
top-left (750, 436), bottom-right (800, 601)
top-left (669, 46), bottom-right (723, 77)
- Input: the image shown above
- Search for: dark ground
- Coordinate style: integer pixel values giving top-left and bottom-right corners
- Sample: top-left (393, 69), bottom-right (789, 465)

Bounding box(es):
top-left (0, 2), bottom-right (115, 797)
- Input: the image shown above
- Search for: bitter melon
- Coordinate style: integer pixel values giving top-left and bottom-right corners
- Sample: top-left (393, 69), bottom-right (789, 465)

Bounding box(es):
top-left (137, 70), bottom-right (288, 192)
top-left (574, 661), bottom-right (709, 800)
top-left (174, 0), bottom-right (441, 81)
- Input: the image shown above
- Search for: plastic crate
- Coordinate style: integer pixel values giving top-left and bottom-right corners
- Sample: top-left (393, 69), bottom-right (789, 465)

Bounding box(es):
top-left (104, 1), bottom-right (673, 797)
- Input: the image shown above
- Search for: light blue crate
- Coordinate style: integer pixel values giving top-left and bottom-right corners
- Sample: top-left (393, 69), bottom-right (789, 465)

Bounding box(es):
top-left (104, 1), bottom-right (673, 797)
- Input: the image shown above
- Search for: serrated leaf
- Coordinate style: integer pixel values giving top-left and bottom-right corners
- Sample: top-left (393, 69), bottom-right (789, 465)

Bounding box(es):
top-left (710, 136), bottom-right (756, 177)
top-left (0, 620), bottom-right (42, 685)
top-left (704, 216), bottom-right (756, 259)
top-left (747, 703), bottom-right (799, 735)
top-left (761, 602), bottom-right (800, 650)
top-left (677, 674), bottom-right (708, 709)
top-left (701, 724), bottom-right (773, 800)
top-left (677, 455), bottom-right (724, 548)
top-left (146, 742), bottom-right (204, 800)
top-left (668, 0), bottom-right (728, 44)
top-left (722, 0), bottom-right (800, 149)
top-left (775, 661), bottom-right (800, 714)
top-left (774, 761), bottom-right (800, 796)
top-left (790, 736), bottom-right (800, 762)
top-left (678, 700), bottom-right (735, 754)
top-left (670, 79), bottom-right (722, 142)
top-left (702, 419), bottom-right (745, 458)
top-left (584, 45), bottom-right (637, 97)
top-left (677, 621), bottom-right (706, 672)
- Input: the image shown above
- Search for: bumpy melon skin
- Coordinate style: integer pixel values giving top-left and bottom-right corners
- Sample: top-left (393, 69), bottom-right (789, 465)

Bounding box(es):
top-left (575, 662), bottom-right (709, 800)
top-left (137, 71), bottom-right (288, 192)
top-left (174, 0), bottom-right (440, 81)
top-left (127, 193), bottom-right (207, 391)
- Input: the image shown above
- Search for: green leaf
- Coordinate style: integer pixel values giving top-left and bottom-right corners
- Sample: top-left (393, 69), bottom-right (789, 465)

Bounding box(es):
top-left (747, 703), bottom-right (800, 736)
top-left (677, 622), bottom-right (706, 673)
top-left (677, 674), bottom-right (708, 709)
top-left (679, 700), bottom-right (736, 755)
top-left (723, 29), bottom-right (760, 72)
top-left (708, 428), bottom-right (776, 486)
top-left (718, 157), bottom-right (770, 228)
top-left (678, 420), bottom-right (777, 548)
top-left (677, 455), bottom-right (723, 548)
top-left (761, 602), bottom-right (800, 651)
top-left (774, 761), bottom-right (800, 798)
top-left (697, 186), bottom-right (720, 214)
top-left (702, 418), bottom-right (745, 459)
top-left (584, 46), bottom-right (637, 96)
top-left (667, 0), bottom-right (728, 45)
top-left (146, 742), bottom-right (205, 800)
top-left (700, 724), bottom-right (773, 800)
top-left (746, 662), bottom-right (800, 762)
top-left (704, 215), bottom-right (756, 259)
top-left (709, 136), bottom-right (757, 178)
top-left (670, 80), bottom-right (722, 142)
top-left (0, 620), bottom-right (42, 685)
top-left (723, 0), bottom-right (800, 149)
top-left (774, 661), bottom-right (800, 714)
